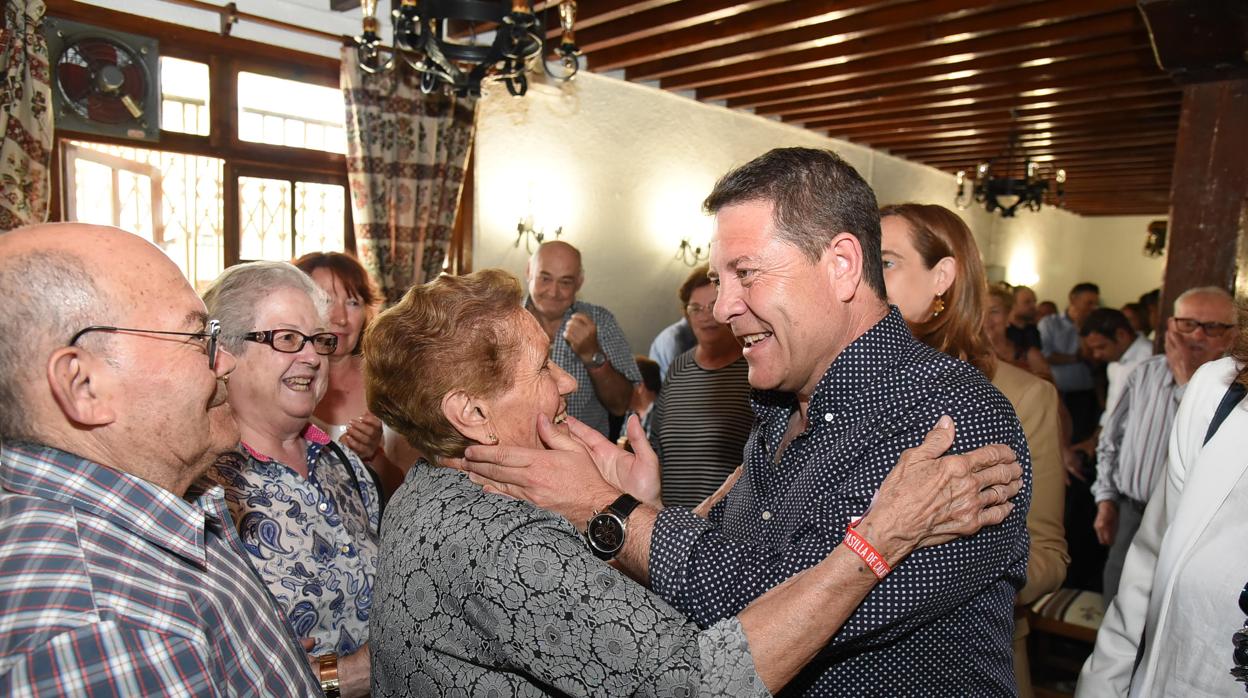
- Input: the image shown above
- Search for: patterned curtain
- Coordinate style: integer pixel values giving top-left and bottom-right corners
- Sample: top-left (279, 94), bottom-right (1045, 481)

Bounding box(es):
top-left (0, 0), bottom-right (52, 230)
top-left (341, 49), bottom-right (477, 303)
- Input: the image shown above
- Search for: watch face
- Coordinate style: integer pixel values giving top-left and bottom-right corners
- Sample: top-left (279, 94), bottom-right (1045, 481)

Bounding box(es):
top-left (589, 514), bottom-right (625, 553)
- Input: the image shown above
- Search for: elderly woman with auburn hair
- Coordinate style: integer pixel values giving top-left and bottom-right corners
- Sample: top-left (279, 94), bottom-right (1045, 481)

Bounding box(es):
top-left (879, 203), bottom-right (1069, 698)
top-left (363, 268), bottom-right (1024, 696)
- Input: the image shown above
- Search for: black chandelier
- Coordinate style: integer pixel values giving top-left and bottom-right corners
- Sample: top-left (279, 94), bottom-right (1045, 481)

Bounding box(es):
top-left (954, 127), bottom-right (1066, 218)
top-left (354, 0), bottom-right (580, 97)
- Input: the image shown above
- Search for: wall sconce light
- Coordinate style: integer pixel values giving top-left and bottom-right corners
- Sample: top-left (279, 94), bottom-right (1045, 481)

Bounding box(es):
top-left (676, 238), bottom-right (710, 267)
top-left (515, 217), bottom-right (561, 253)
top-left (1144, 220), bottom-right (1167, 258)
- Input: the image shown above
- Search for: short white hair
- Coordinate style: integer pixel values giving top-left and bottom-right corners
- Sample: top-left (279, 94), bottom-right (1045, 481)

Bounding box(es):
top-left (201, 261), bottom-right (328, 354)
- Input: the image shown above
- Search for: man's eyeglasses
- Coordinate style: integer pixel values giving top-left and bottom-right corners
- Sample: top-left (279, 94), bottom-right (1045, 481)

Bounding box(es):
top-left (685, 301), bottom-right (716, 317)
top-left (244, 329), bottom-right (338, 355)
top-left (70, 320), bottom-right (222, 371)
top-left (1171, 317), bottom-right (1235, 337)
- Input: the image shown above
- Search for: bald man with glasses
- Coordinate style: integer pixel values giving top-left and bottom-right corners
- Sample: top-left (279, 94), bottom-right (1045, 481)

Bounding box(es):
top-left (0, 223), bottom-right (321, 696)
top-left (1090, 286), bottom-right (1238, 607)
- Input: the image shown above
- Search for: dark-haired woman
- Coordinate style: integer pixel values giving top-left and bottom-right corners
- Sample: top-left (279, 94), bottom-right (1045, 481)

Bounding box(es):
top-left (295, 252), bottom-right (418, 497)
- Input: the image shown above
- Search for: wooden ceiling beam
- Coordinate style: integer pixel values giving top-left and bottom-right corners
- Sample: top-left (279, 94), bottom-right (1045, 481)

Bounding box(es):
top-left (575, 0), bottom-right (791, 54)
top-left (708, 29), bottom-right (1148, 112)
top-left (771, 68), bottom-right (1169, 122)
top-left (888, 131), bottom-right (1178, 158)
top-left (799, 82), bottom-right (1178, 130)
top-left (920, 151), bottom-right (1175, 170)
top-left (584, 0), bottom-right (927, 70)
top-left (744, 49), bottom-right (1159, 118)
top-left (667, 0), bottom-right (1136, 95)
top-left (835, 108), bottom-right (1180, 142)
top-left (860, 118), bottom-right (1179, 148)
top-left (821, 97), bottom-right (1181, 135)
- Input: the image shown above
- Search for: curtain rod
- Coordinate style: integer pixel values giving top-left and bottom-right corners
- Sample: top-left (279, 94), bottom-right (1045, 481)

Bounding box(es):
top-left (159, 0), bottom-right (344, 43)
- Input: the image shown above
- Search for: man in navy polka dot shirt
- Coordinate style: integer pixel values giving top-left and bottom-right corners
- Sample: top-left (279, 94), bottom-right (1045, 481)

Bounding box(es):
top-left (466, 148), bottom-right (1031, 696)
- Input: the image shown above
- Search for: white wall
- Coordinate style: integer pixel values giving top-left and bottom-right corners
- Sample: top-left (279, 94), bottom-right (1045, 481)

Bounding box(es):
top-left (473, 72), bottom-right (1168, 351)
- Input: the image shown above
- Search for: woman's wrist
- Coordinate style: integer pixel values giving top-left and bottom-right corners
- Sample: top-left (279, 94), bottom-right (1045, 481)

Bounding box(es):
top-left (851, 513), bottom-right (915, 568)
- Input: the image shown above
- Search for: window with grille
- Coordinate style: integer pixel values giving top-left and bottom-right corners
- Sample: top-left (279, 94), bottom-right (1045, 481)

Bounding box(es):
top-left (55, 22), bottom-right (351, 290)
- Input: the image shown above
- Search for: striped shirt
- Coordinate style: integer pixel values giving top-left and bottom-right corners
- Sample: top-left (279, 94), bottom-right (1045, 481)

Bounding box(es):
top-left (527, 297), bottom-right (642, 437)
top-left (653, 350), bottom-right (754, 508)
top-left (0, 440), bottom-right (320, 697)
top-left (1093, 354), bottom-right (1185, 504)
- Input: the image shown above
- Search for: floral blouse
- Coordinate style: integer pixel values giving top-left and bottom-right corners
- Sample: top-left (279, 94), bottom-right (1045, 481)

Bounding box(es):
top-left (211, 423), bottom-right (380, 657)
top-left (370, 463), bottom-right (769, 697)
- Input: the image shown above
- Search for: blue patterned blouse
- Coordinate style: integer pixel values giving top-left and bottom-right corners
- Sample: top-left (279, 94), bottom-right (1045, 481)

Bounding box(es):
top-left (211, 423), bottom-right (381, 657)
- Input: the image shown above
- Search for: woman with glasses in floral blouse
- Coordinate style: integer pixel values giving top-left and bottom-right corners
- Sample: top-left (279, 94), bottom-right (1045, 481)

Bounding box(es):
top-left (202, 262), bottom-right (381, 698)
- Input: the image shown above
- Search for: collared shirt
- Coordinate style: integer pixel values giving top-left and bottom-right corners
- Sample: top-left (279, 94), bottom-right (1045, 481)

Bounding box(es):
top-left (1039, 312), bottom-right (1095, 392)
top-left (527, 297), bottom-right (642, 437)
top-left (1102, 334), bottom-right (1154, 426)
top-left (209, 423), bottom-right (380, 657)
top-left (649, 308), bottom-right (1032, 697)
top-left (648, 317), bottom-right (697, 381)
top-left (0, 440), bottom-right (319, 696)
top-left (1093, 355), bottom-right (1183, 504)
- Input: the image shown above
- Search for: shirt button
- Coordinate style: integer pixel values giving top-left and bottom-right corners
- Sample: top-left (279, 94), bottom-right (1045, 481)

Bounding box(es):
top-left (761, 511), bottom-right (772, 520)
top-left (340, 544), bottom-right (351, 554)
top-left (824, 413), bottom-right (833, 422)
top-left (318, 501), bottom-right (329, 512)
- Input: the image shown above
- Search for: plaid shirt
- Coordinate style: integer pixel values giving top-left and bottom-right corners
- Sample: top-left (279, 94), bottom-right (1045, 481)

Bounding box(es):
top-left (526, 297), bottom-right (642, 436)
top-left (0, 440), bottom-right (320, 697)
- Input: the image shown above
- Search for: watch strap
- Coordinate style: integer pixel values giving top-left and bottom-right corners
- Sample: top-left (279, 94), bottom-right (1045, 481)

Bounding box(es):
top-left (606, 493), bottom-right (640, 520)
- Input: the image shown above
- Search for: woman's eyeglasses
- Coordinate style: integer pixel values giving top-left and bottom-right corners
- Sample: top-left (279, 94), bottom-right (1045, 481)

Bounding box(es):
top-left (70, 320), bottom-right (222, 371)
top-left (244, 329), bottom-right (338, 355)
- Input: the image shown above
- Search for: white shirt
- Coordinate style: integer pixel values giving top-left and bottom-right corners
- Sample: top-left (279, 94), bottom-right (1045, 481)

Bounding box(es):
top-left (1078, 356), bottom-right (1248, 697)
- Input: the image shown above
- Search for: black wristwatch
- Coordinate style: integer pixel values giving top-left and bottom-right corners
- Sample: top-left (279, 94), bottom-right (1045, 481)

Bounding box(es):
top-left (586, 493), bottom-right (641, 560)
top-left (586, 350), bottom-right (608, 369)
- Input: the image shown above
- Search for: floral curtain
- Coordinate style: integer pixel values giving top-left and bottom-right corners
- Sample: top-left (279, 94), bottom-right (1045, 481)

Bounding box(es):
top-left (0, 0), bottom-right (52, 230)
top-left (341, 49), bottom-right (477, 303)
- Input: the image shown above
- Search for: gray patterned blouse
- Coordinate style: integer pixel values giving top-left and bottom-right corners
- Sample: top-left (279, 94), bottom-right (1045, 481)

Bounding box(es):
top-left (370, 463), bottom-right (769, 697)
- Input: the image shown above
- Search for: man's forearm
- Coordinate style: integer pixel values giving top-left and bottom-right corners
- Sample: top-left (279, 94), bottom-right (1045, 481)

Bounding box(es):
top-left (736, 544), bottom-right (879, 693)
top-left (611, 503), bottom-right (657, 586)
top-left (587, 363), bottom-right (634, 416)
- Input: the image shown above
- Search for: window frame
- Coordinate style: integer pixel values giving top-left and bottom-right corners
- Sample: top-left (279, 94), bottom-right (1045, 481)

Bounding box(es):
top-left (49, 1), bottom-right (353, 269)
top-left (49, 0), bottom-right (475, 276)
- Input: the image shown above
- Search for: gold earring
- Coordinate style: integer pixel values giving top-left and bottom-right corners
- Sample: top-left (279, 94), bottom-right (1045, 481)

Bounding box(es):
top-left (931, 294), bottom-right (946, 319)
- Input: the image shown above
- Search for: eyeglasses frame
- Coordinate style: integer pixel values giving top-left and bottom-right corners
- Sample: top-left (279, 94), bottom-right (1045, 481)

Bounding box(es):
top-left (243, 329), bottom-right (339, 356)
top-left (69, 320), bottom-right (222, 371)
top-left (1170, 316), bottom-right (1235, 337)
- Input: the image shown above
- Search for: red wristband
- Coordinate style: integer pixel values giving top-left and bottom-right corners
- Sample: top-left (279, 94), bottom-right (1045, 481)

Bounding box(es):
top-left (844, 522), bottom-right (892, 579)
